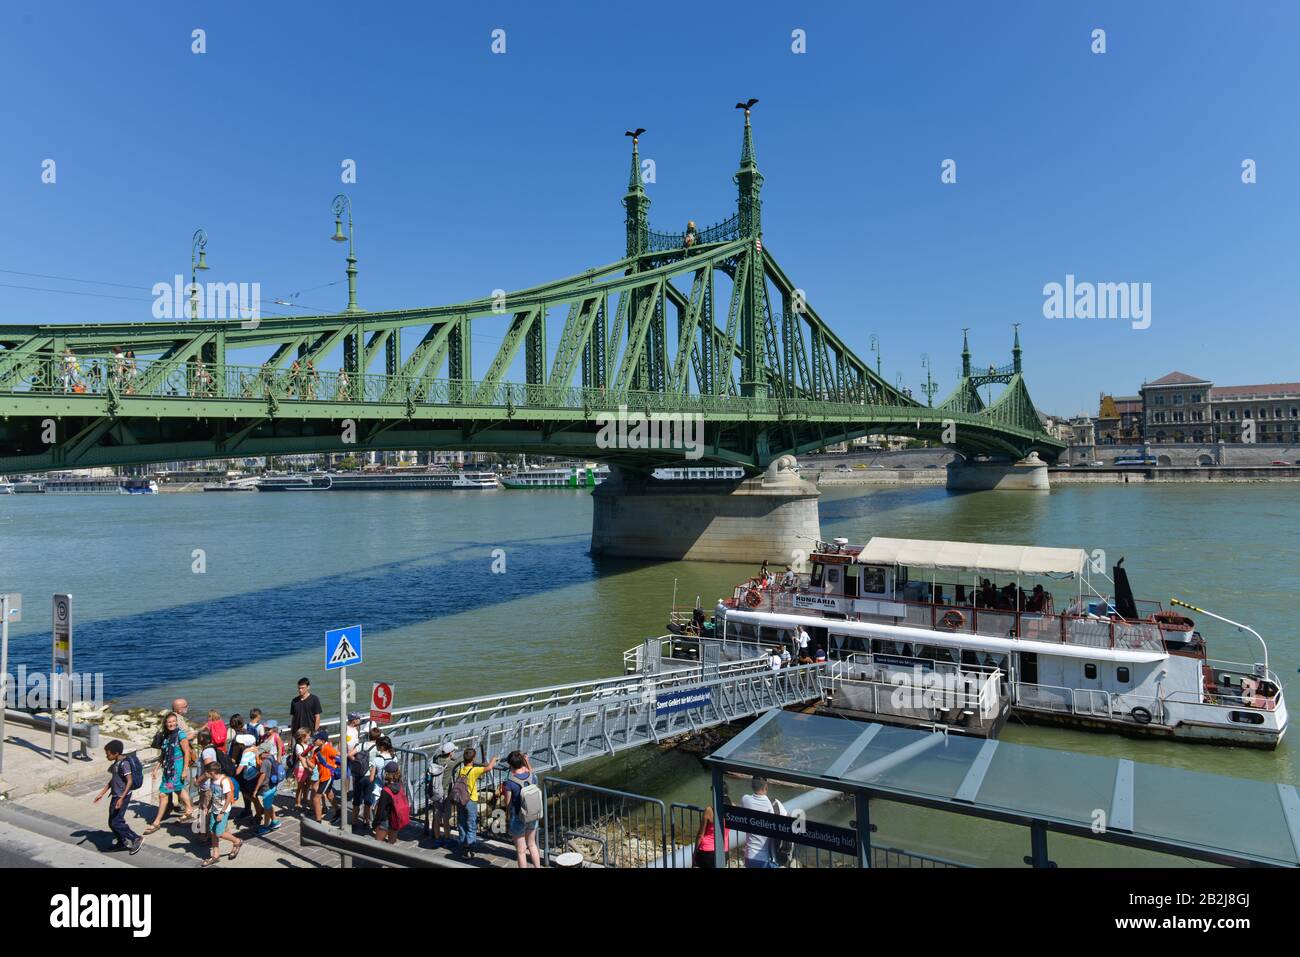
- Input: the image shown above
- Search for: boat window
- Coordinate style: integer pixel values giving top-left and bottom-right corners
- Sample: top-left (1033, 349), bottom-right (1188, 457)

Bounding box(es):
top-left (1116, 667), bottom-right (1130, 684)
top-left (810, 563), bottom-right (825, 588)
top-left (843, 568), bottom-right (859, 598)
top-left (861, 565), bottom-right (887, 595)
top-left (825, 566), bottom-right (841, 589)
top-left (1084, 663), bottom-right (1098, 680)
top-left (1228, 711), bottom-right (1264, 725)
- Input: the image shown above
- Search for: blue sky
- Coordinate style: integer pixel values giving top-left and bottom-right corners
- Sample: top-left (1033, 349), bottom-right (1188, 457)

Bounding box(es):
top-left (1, 0), bottom-right (1297, 415)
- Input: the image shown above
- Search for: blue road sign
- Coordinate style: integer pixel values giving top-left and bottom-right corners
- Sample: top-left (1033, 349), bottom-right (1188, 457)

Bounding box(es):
top-left (325, 625), bottom-right (363, 670)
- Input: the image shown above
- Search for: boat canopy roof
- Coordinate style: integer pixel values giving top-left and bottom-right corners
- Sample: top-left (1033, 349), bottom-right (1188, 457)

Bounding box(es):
top-left (855, 537), bottom-right (1088, 580)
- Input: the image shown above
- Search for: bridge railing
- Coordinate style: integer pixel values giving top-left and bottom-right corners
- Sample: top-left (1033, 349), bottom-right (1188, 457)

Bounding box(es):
top-left (0, 350), bottom-right (1060, 442)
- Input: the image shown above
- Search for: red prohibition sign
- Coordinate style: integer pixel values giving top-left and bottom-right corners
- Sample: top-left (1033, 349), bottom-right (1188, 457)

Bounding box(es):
top-left (372, 682), bottom-right (393, 711)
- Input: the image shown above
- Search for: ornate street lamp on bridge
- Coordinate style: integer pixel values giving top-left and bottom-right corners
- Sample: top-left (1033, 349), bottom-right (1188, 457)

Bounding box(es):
top-left (331, 193), bottom-right (360, 314)
top-left (188, 228), bottom-right (209, 321)
top-left (921, 353), bottom-right (938, 407)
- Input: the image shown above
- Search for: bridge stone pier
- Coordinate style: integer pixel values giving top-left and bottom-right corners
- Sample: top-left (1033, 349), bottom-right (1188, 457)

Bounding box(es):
top-left (590, 455), bottom-right (821, 564)
top-left (945, 453), bottom-right (1050, 491)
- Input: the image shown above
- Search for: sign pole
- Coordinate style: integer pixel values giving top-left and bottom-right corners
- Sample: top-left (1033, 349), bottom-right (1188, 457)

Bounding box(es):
top-left (0, 595), bottom-right (10, 774)
top-left (340, 663), bottom-right (349, 862)
top-left (66, 616), bottom-right (74, 765)
top-left (51, 594), bottom-right (72, 762)
top-left (324, 623), bottom-right (361, 869)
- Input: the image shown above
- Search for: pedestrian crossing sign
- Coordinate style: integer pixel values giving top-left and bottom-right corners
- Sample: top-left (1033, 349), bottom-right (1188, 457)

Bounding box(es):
top-left (325, 625), bottom-right (363, 670)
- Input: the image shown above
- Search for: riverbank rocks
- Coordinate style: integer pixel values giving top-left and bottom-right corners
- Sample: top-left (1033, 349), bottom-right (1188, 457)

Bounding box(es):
top-left (46, 702), bottom-right (159, 745)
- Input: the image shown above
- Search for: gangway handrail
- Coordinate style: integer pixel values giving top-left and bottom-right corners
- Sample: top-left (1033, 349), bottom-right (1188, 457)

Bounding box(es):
top-left (325, 650), bottom-right (795, 744)
top-left (383, 661), bottom-right (828, 772)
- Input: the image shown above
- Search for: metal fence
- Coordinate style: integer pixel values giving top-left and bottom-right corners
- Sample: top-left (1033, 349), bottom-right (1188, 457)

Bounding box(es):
top-left (542, 777), bottom-right (668, 868)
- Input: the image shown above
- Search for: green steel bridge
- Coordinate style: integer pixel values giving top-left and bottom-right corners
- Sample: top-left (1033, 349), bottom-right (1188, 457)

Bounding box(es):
top-left (0, 109), bottom-right (1063, 476)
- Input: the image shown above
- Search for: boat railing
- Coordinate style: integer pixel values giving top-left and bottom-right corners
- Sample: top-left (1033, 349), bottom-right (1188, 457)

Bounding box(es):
top-left (1205, 658), bottom-right (1283, 688)
top-left (824, 657), bottom-right (1003, 721)
top-left (623, 634), bottom-right (770, 673)
top-left (1016, 681), bottom-right (1169, 724)
top-left (739, 588), bottom-right (1170, 654)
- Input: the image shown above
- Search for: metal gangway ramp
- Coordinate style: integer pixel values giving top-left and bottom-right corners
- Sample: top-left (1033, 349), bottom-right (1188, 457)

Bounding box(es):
top-left (372, 638), bottom-right (824, 773)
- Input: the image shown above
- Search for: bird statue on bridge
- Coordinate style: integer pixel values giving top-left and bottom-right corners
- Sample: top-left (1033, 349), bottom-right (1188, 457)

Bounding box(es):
top-left (624, 128), bottom-right (646, 144)
top-left (735, 98), bottom-right (759, 114)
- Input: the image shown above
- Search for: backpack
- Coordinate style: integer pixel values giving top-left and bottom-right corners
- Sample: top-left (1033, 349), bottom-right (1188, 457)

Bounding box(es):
top-left (214, 773), bottom-right (240, 806)
top-left (387, 784), bottom-right (411, 831)
top-left (508, 773), bottom-right (543, 823)
top-left (350, 743), bottom-right (371, 780)
top-left (450, 765), bottom-right (472, 807)
top-left (238, 748), bottom-right (261, 780)
top-left (772, 799), bottom-right (794, 867)
top-left (265, 755), bottom-right (285, 788)
top-left (124, 754), bottom-right (144, 792)
top-left (214, 747), bottom-right (239, 780)
top-left (312, 743), bottom-right (341, 781)
top-left (425, 759), bottom-right (453, 802)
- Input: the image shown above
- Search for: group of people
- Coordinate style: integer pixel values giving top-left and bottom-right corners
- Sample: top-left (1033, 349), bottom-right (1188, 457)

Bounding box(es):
top-left (755, 560), bottom-right (799, 591)
top-left (972, 579), bottom-right (1050, 613)
top-left (766, 624), bottom-right (826, 669)
top-left (51, 346), bottom-right (140, 395)
top-left (693, 776), bottom-right (793, 868)
top-left (96, 679), bottom-right (545, 868)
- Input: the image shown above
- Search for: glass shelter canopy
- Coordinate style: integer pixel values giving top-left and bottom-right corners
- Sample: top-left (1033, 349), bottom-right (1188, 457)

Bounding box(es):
top-left (707, 710), bottom-right (1300, 867)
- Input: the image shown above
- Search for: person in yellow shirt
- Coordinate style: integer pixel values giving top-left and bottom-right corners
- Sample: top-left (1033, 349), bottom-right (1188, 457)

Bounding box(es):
top-left (452, 747), bottom-right (499, 860)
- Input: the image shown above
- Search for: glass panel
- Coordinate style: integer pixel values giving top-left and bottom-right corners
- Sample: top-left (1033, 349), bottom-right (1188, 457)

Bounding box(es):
top-left (974, 741), bottom-right (1117, 826)
top-left (719, 710), bottom-right (868, 777)
top-left (1048, 832), bottom-right (1225, 869)
top-left (846, 726), bottom-right (986, 799)
top-left (1131, 763), bottom-right (1297, 865)
top-left (869, 799), bottom-right (1027, 867)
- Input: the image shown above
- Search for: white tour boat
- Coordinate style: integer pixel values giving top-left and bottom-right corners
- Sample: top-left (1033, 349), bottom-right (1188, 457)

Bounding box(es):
top-left (688, 536), bottom-right (1287, 748)
top-left (501, 462), bottom-right (609, 489)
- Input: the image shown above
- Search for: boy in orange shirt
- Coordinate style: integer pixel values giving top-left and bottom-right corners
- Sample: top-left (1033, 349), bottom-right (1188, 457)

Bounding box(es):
top-left (308, 730), bottom-right (342, 823)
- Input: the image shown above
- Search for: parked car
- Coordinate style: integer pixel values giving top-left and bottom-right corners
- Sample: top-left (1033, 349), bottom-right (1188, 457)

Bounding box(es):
top-left (1271, 460), bottom-right (1288, 466)
top-left (836, 464), bottom-right (852, 472)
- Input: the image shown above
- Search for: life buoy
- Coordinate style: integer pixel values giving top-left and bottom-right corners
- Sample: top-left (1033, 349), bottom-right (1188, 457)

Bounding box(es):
top-left (1130, 706), bottom-right (1153, 725)
top-left (745, 588), bottom-right (764, 608)
top-left (940, 609), bottom-right (965, 630)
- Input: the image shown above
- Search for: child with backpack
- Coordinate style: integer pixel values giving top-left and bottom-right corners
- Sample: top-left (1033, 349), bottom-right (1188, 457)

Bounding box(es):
top-left (252, 737), bottom-right (286, 835)
top-left (202, 760), bottom-right (243, 867)
top-left (93, 740), bottom-right (143, 855)
top-left (501, 750), bottom-right (543, 868)
top-left (450, 747), bottom-right (499, 861)
top-left (307, 730), bottom-right (341, 824)
top-left (206, 709), bottom-right (229, 754)
top-left (371, 761), bottom-right (411, 844)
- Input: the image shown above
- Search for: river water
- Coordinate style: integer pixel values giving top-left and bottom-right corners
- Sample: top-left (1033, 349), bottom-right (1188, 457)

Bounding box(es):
top-left (2, 482), bottom-right (1296, 861)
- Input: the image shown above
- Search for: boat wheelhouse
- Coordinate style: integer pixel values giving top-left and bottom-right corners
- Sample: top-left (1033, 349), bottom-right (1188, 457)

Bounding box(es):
top-left (688, 536), bottom-right (1286, 747)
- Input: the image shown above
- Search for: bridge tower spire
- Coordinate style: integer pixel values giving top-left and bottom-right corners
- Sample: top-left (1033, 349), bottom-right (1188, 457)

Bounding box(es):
top-left (1012, 322), bottom-right (1022, 374)
top-left (733, 100), bottom-right (768, 400)
top-left (734, 99), bottom-right (763, 238)
top-left (622, 128), bottom-right (650, 258)
top-left (961, 327), bottom-right (971, 378)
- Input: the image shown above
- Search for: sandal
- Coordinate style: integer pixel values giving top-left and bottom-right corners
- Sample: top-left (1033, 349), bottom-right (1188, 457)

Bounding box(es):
top-left (178, 814), bottom-right (194, 824)
top-left (200, 857), bottom-right (219, 867)
top-left (228, 839), bottom-right (243, 861)
top-left (143, 825), bottom-right (161, 835)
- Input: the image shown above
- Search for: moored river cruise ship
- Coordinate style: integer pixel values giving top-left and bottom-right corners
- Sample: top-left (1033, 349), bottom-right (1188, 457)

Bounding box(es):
top-left (689, 537), bottom-right (1287, 748)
